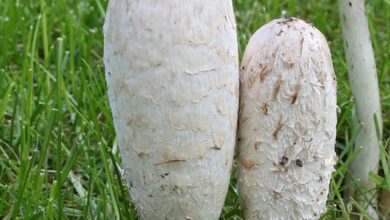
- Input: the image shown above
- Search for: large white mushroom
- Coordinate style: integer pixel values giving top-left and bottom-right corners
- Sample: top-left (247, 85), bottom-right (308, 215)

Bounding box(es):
top-left (237, 18), bottom-right (337, 219)
top-left (103, 1), bottom-right (239, 219)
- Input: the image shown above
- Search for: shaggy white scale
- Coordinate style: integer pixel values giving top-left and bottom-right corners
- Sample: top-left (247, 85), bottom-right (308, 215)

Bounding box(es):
top-left (237, 18), bottom-right (337, 220)
top-left (104, 1), bottom-right (239, 219)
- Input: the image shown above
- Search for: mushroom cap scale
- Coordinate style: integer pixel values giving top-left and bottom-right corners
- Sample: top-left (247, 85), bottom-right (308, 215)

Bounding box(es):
top-left (237, 17), bottom-right (337, 220)
top-left (104, 1), bottom-right (239, 219)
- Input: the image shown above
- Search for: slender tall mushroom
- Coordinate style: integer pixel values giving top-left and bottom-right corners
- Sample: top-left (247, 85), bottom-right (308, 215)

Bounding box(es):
top-left (237, 18), bottom-right (337, 219)
top-left (338, 0), bottom-right (383, 217)
top-left (103, 1), bottom-right (239, 219)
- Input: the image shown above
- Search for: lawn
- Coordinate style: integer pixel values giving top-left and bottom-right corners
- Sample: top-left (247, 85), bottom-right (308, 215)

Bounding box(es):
top-left (0, 0), bottom-right (389, 219)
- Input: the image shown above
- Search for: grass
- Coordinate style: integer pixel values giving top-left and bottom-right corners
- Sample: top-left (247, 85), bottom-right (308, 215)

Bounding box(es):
top-left (0, 0), bottom-right (389, 219)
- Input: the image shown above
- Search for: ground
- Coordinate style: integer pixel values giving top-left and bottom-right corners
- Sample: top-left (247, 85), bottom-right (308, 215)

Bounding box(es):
top-left (0, 0), bottom-right (389, 219)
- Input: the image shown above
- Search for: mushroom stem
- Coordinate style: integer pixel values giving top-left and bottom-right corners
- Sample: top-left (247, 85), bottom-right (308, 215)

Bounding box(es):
top-left (338, 0), bottom-right (383, 218)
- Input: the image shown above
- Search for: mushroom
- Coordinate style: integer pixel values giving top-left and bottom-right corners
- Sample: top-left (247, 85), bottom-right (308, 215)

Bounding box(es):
top-left (237, 18), bottom-right (337, 219)
top-left (338, 1), bottom-right (383, 218)
top-left (103, 1), bottom-right (239, 219)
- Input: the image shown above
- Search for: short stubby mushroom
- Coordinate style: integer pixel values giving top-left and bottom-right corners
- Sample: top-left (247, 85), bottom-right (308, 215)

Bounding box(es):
top-left (237, 17), bottom-right (337, 220)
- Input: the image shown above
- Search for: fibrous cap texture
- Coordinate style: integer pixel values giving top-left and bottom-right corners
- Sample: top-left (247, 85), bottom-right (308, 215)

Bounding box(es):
top-left (104, 1), bottom-right (239, 219)
top-left (238, 17), bottom-right (337, 220)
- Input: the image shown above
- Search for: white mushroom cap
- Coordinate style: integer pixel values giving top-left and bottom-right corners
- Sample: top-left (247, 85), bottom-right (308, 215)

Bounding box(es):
top-left (237, 17), bottom-right (337, 220)
top-left (104, 1), bottom-right (239, 219)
